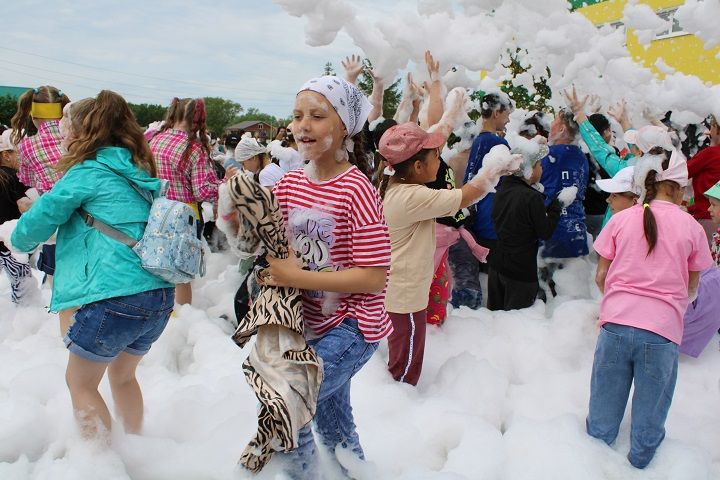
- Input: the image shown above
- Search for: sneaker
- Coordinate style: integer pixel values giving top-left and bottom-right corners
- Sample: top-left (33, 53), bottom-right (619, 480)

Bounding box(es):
top-left (450, 288), bottom-right (483, 310)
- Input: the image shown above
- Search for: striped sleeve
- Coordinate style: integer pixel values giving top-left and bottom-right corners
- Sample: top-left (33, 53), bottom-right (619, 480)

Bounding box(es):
top-left (348, 172), bottom-right (391, 266)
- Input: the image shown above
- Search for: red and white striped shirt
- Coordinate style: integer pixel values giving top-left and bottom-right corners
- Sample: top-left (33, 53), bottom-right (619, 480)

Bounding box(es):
top-left (273, 166), bottom-right (393, 343)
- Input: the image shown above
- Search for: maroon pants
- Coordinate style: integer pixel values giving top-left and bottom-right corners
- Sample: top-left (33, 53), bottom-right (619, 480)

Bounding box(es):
top-left (387, 310), bottom-right (427, 386)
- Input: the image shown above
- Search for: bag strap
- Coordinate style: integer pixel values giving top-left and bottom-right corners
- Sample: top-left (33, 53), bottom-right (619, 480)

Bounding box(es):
top-left (77, 165), bottom-right (158, 247)
top-left (79, 208), bottom-right (138, 248)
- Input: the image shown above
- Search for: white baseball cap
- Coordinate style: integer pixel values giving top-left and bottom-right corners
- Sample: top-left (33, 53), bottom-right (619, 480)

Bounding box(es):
top-left (0, 129), bottom-right (16, 152)
top-left (596, 166), bottom-right (637, 194)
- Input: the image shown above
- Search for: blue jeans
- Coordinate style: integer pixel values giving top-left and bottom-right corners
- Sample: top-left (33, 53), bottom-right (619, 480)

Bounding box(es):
top-left (64, 288), bottom-right (175, 363)
top-left (283, 318), bottom-right (378, 479)
top-left (586, 323), bottom-right (678, 469)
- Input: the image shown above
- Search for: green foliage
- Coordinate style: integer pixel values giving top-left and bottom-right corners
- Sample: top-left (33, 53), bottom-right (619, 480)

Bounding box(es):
top-left (128, 103), bottom-right (166, 128)
top-left (323, 61), bottom-right (336, 76)
top-left (0, 95), bottom-right (18, 127)
top-left (356, 59), bottom-right (402, 119)
top-left (204, 97), bottom-right (244, 135)
top-left (499, 48), bottom-right (553, 112)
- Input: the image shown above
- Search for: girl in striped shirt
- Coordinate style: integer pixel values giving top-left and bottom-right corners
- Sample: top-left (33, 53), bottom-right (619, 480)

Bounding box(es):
top-left (266, 76), bottom-right (390, 477)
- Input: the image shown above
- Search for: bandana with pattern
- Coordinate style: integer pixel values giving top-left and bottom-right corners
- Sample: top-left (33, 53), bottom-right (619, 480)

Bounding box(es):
top-left (298, 76), bottom-right (372, 138)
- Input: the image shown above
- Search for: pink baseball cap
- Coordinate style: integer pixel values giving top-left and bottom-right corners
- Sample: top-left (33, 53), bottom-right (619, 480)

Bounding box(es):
top-left (378, 122), bottom-right (445, 165)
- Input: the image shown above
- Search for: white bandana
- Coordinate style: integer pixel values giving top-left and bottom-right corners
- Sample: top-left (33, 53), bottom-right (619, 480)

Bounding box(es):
top-left (234, 134), bottom-right (268, 162)
top-left (298, 76), bottom-right (372, 138)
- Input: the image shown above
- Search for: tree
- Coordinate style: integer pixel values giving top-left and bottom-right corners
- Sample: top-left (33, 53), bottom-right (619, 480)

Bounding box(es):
top-left (323, 61), bottom-right (336, 76)
top-left (499, 48), bottom-right (553, 112)
top-left (356, 59), bottom-right (402, 119)
top-left (128, 102), bottom-right (166, 128)
top-left (0, 95), bottom-right (19, 127)
top-left (204, 97), bottom-right (244, 135)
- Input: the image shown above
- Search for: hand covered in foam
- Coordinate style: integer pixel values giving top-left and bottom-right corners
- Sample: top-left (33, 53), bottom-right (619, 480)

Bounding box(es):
top-left (557, 186), bottom-right (578, 207)
top-left (468, 144), bottom-right (523, 192)
top-left (427, 87), bottom-right (472, 138)
top-left (0, 220), bottom-right (30, 263)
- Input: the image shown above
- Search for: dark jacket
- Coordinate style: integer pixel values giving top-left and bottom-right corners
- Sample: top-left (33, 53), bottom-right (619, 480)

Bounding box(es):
top-left (489, 175), bottom-right (561, 282)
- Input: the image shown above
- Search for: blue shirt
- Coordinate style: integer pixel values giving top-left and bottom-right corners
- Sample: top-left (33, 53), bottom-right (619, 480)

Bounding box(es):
top-left (463, 132), bottom-right (509, 240)
top-left (540, 144), bottom-right (589, 258)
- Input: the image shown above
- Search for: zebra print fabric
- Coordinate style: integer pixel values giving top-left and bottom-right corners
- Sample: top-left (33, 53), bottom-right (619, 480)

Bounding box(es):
top-left (218, 174), bottom-right (323, 473)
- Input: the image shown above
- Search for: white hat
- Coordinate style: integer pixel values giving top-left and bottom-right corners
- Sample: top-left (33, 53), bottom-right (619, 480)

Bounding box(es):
top-left (623, 126), bottom-right (674, 154)
top-left (234, 134), bottom-right (267, 162)
top-left (596, 166), bottom-right (637, 194)
top-left (0, 129), bottom-right (16, 152)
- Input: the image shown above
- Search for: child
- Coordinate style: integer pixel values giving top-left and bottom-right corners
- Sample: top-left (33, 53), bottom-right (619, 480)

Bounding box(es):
top-left (596, 170), bottom-right (720, 358)
top-left (687, 115), bottom-right (720, 243)
top-left (11, 85), bottom-right (70, 284)
top-left (378, 121), bottom-right (520, 385)
top-left (488, 140), bottom-right (562, 311)
top-left (149, 97), bottom-right (220, 305)
top-left (588, 149), bottom-right (712, 469)
top-left (456, 92), bottom-right (515, 309)
top-left (264, 75), bottom-right (390, 477)
top-left (9, 91), bottom-right (175, 439)
top-left (0, 128), bottom-right (36, 304)
top-left (11, 85), bottom-right (70, 193)
top-left (11, 85), bottom-right (71, 330)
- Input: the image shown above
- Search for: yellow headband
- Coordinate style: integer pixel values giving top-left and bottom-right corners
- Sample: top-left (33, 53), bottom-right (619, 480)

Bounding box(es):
top-left (31, 102), bottom-right (63, 119)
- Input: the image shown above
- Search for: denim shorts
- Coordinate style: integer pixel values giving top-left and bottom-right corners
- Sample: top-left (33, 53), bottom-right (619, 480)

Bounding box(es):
top-left (64, 288), bottom-right (175, 363)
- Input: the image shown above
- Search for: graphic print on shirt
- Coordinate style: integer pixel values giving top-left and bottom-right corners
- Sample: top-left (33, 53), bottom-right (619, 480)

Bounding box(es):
top-left (287, 207), bottom-right (341, 304)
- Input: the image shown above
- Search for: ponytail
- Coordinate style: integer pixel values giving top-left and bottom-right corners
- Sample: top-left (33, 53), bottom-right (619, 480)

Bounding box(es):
top-left (642, 171), bottom-right (659, 255)
top-left (10, 90), bottom-right (34, 144)
top-left (347, 130), bottom-right (370, 179)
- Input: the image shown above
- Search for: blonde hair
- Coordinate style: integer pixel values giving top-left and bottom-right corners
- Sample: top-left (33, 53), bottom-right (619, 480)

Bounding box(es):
top-left (56, 90), bottom-right (156, 176)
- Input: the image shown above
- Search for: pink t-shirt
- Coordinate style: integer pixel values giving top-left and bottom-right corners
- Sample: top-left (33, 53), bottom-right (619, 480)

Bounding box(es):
top-left (594, 200), bottom-right (713, 344)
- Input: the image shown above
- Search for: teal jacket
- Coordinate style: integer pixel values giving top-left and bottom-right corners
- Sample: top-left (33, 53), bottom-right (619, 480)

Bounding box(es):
top-left (579, 120), bottom-right (635, 227)
top-left (11, 147), bottom-right (172, 311)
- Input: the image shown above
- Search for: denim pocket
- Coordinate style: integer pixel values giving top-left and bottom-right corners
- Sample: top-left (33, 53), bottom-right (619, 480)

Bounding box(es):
top-left (644, 340), bottom-right (678, 382)
top-left (95, 308), bottom-right (148, 357)
top-left (595, 324), bottom-right (622, 368)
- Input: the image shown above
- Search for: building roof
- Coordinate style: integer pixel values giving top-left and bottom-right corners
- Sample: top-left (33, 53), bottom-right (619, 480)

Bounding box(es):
top-left (0, 86), bottom-right (31, 98)
top-left (226, 120), bottom-right (271, 130)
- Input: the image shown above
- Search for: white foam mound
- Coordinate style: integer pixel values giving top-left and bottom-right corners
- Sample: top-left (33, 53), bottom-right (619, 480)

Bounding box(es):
top-left (1, 221), bottom-right (719, 478)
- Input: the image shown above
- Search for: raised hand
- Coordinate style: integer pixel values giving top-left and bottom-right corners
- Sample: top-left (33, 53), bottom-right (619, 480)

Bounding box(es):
top-left (563, 85), bottom-right (588, 119)
top-left (341, 54), bottom-right (364, 85)
top-left (425, 50), bottom-right (441, 83)
top-left (608, 100), bottom-right (631, 130)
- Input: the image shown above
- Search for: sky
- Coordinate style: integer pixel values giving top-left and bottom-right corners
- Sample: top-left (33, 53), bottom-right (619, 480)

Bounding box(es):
top-left (2, 0), bottom-right (407, 118)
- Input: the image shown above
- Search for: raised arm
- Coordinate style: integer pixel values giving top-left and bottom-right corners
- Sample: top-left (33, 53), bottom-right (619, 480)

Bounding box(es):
top-left (368, 68), bottom-right (384, 123)
top-left (394, 72), bottom-right (424, 124)
top-left (566, 87), bottom-right (627, 177)
top-left (421, 50), bottom-right (444, 130)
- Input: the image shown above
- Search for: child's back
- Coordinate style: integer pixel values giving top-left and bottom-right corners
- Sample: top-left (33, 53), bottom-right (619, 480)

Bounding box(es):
top-left (595, 201), bottom-right (710, 344)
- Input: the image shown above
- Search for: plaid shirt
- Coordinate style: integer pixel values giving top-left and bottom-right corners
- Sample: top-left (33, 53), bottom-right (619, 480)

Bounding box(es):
top-left (149, 129), bottom-right (220, 203)
top-left (17, 120), bottom-right (63, 193)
